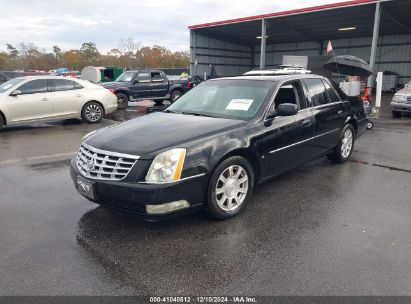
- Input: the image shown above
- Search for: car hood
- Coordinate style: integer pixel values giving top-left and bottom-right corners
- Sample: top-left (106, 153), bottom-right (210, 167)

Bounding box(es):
top-left (85, 112), bottom-right (246, 158)
top-left (394, 87), bottom-right (411, 96)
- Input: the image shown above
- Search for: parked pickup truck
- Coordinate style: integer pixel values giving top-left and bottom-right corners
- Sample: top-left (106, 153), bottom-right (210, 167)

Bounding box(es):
top-left (102, 69), bottom-right (191, 108)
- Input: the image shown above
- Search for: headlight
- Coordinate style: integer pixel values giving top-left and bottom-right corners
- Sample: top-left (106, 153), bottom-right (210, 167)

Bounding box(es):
top-left (82, 130), bottom-right (97, 141)
top-left (145, 148), bottom-right (186, 183)
top-left (393, 95), bottom-right (406, 103)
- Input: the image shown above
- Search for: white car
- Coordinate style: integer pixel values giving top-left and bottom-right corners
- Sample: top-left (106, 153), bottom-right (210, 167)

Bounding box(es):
top-left (0, 76), bottom-right (118, 130)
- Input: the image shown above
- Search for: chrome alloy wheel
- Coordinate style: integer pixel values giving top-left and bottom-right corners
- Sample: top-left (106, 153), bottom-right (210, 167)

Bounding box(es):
top-left (85, 104), bottom-right (102, 122)
top-left (215, 165), bottom-right (249, 212)
top-left (341, 128), bottom-right (353, 158)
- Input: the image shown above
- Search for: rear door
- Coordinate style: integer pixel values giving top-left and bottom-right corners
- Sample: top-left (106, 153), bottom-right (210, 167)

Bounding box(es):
top-left (50, 79), bottom-right (87, 116)
top-left (149, 71), bottom-right (168, 97)
top-left (258, 80), bottom-right (316, 178)
top-left (303, 78), bottom-right (345, 155)
top-left (130, 72), bottom-right (151, 98)
top-left (5, 79), bottom-right (54, 123)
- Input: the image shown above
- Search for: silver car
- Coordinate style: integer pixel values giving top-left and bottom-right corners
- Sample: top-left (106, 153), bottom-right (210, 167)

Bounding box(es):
top-left (391, 81), bottom-right (411, 117)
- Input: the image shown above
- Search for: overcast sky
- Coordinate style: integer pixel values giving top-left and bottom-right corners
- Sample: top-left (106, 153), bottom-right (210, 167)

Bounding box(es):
top-left (0, 0), bottom-right (348, 53)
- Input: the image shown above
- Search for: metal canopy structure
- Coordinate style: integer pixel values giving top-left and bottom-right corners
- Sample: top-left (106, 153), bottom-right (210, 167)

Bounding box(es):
top-left (190, 0), bottom-right (410, 46)
top-left (188, 0), bottom-right (411, 83)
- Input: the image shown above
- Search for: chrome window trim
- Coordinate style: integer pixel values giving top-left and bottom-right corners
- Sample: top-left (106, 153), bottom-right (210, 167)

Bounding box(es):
top-left (268, 128), bottom-right (340, 154)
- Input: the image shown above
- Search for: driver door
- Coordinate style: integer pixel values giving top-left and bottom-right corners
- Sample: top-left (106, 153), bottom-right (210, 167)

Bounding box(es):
top-left (130, 72), bottom-right (151, 98)
top-left (257, 80), bottom-right (316, 178)
top-left (5, 79), bottom-right (54, 123)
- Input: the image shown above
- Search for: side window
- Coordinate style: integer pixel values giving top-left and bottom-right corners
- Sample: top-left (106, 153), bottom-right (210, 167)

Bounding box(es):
top-left (18, 79), bottom-right (48, 94)
top-left (323, 80), bottom-right (341, 103)
top-left (74, 82), bottom-right (84, 89)
top-left (136, 72), bottom-right (150, 83)
top-left (151, 72), bottom-right (164, 81)
top-left (304, 78), bottom-right (328, 106)
top-left (273, 81), bottom-right (306, 110)
top-left (53, 79), bottom-right (77, 91)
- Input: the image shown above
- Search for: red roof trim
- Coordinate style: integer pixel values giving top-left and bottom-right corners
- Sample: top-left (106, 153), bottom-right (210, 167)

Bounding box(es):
top-left (188, 0), bottom-right (377, 29)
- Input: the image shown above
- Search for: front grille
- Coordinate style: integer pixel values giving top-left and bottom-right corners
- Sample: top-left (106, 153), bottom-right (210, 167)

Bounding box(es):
top-left (407, 96), bottom-right (411, 104)
top-left (76, 143), bottom-right (139, 181)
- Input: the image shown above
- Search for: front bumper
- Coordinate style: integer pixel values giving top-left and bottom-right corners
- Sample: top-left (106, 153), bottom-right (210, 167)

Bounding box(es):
top-left (70, 158), bottom-right (208, 220)
top-left (391, 102), bottom-right (411, 113)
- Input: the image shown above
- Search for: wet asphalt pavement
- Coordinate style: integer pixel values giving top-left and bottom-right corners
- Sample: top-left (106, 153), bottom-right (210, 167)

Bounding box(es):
top-left (0, 98), bottom-right (410, 296)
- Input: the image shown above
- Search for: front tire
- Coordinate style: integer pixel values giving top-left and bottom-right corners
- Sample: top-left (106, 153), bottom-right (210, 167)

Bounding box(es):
top-left (81, 102), bottom-right (104, 124)
top-left (0, 115), bottom-right (4, 131)
top-left (116, 93), bottom-right (129, 109)
top-left (207, 156), bottom-right (254, 220)
top-left (327, 124), bottom-right (355, 163)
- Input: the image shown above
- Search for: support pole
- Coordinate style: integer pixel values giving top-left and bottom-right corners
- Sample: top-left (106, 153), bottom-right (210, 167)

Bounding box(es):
top-left (260, 19), bottom-right (267, 69)
top-left (190, 30), bottom-right (197, 76)
top-left (367, 2), bottom-right (381, 90)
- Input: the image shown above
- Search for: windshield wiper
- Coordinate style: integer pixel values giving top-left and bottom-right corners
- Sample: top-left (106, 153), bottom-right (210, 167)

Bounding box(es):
top-left (180, 111), bottom-right (215, 118)
top-left (163, 109), bottom-right (178, 114)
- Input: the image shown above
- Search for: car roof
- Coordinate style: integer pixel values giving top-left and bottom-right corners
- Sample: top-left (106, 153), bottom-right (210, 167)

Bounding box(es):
top-left (212, 74), bottom-right (327, 82)
top-left (14, 76), bottom-right (80, 80)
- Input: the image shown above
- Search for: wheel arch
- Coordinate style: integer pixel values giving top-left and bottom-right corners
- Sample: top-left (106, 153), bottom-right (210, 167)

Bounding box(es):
top-left (211, 148), bottom-right (261, 183)
top-left (0, 111), bottom-right (6, 125)
top-left (115, 90), bottom-right (130, 98)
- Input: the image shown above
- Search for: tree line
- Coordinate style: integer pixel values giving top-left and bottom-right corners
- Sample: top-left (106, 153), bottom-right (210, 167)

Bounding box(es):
top-left (0, 39), bottom-right (190, 71)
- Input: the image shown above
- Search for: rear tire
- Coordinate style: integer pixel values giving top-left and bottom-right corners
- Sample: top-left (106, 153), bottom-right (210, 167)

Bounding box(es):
top-left (392, 110), bottom-right (401, 118)
top-left (170, 90), bottom-right (182, 103)
top-left (327, 124), bottom-right (355, 163)
top-left (116, 93), bottom-right (129, 109)
top-left (207, 156), bottom-right (254, 220)
top-left (0, 114), bottom-right (4, 131)
top-left (81, 102), bottom-right (104, 124)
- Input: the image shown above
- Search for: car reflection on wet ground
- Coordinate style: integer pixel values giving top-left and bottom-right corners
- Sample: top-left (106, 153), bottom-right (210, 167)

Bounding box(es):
top-left (0, 97), bottom-right (411, 295)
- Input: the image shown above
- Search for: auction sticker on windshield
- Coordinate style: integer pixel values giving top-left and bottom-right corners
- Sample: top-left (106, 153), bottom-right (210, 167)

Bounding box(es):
top-left (226, 99), bottom-right (253, 111)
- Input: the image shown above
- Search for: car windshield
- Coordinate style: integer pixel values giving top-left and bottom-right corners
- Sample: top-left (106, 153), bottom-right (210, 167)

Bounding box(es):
top-left (115, 71), bottom-right (137, 82)
top-left (167, 79), bottom-right (273, 120)
top-left (0, 78), bottom-right (25, 93)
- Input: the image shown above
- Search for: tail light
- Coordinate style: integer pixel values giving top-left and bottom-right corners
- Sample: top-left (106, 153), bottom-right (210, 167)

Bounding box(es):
top-left (187, 80), bottom-right (191, 89)
top-left (107, 88), bottom-right (116, 94)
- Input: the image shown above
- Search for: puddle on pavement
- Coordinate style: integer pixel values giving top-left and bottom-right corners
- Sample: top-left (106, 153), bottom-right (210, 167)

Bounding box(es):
top-left (350, 159), bottom-right (411, 174)
top-left (26, 159), bottom-right (71, 172)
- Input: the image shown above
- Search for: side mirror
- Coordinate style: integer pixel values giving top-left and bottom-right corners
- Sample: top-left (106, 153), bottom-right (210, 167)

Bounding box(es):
top-left (277, 103), bottom-right (298, 116)
top-left (10, 90), bottom-right (21, 96)
top-left (132, 79), bottom-right (139, 84)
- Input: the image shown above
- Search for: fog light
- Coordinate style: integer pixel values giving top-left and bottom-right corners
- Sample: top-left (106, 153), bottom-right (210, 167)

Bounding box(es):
top-left (146, 200), bottom-right (190, 214)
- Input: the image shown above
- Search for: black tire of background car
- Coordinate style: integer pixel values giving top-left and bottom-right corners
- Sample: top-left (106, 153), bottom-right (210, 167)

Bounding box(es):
top-left (0, 114), bottom-right (4, 131)
top-left (116, 93), bottom-right (129, 109)
top-left (207, 156), bottom-right (254, 220)
top-left (170, 90), bottom-right (182, 103)
top-left (81, 101), bottom-right (104, 124)
top-left (327, 124), bottom-right (355, 164)
top-left (392, 111), bottom-right (401, 118)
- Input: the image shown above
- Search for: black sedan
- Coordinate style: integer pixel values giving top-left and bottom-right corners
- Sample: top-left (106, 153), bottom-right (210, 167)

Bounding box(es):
top-left (70, 74), bottom-right (367, 220)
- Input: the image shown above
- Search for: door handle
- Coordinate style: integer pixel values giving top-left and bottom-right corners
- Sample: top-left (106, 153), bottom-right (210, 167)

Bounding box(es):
top-left (337, 110), bottom-right (343, 116)
top-left (76, 94), bottom-right (82, 97)
top-left (41, 98), bottom-right (48, 101)
top-left (302, 119), bottom-right (312, 127)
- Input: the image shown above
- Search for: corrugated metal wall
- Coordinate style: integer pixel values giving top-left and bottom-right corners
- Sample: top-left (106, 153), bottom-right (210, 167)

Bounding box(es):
top-left (190, 31), bottom-right (252, 77)
top-left (191, 31), bottom-right (411, 84)
top-left (254, 34), bottom-right (411, 84)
